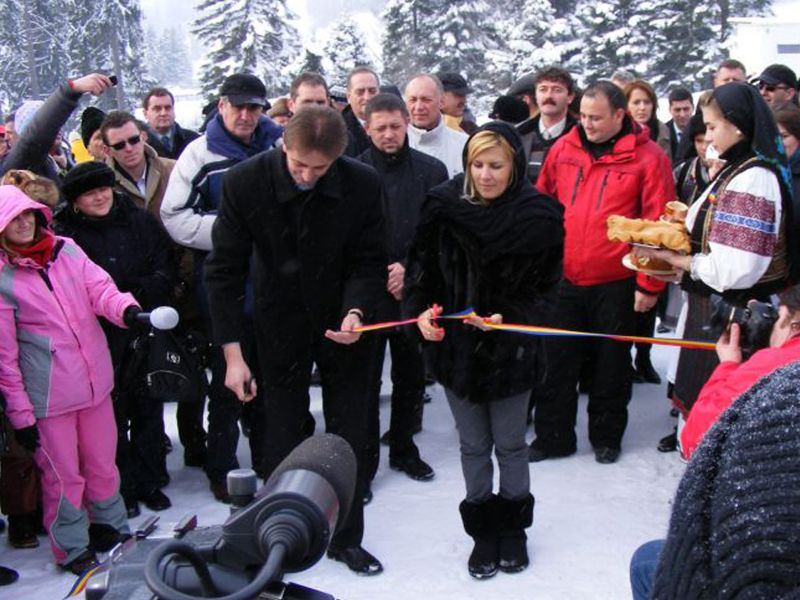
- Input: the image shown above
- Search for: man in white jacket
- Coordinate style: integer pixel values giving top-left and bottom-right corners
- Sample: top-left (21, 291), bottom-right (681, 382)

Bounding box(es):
top-left (404, 74), bottom-right (468, 178)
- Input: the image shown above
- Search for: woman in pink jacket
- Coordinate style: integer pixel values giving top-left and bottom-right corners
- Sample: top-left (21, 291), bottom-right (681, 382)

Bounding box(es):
top-left (0, 185), bottom-right (139, 574)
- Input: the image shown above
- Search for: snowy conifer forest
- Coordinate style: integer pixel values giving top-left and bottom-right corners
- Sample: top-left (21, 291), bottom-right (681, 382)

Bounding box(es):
top-left (0, 0), bottom-right (776, 115)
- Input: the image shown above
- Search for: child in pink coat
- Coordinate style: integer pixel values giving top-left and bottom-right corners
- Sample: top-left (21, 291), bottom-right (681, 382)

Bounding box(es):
top-left (0, 185), bottom-right (139, 573)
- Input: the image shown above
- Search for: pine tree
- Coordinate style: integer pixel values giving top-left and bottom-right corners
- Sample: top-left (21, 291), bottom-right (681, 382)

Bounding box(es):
top-left (428, 0), bottom-right (504, 107)
top-left (296, 49), bottom-right (326, 77)
top-left (381, 0), bottom-right (441, 87)
top-left (0, 0), bottom-right (68, 109)
top-left (60, 0), bottom-right (152, 112)
top-left (193, 0), bottom-right (302, 100)
top-left (145, 26), bottom-right (168, 86)
top-left (162, 27), bottom-right (194, 85)
top-left (642, 0), bottom-right (719, 92)
top-left (323, 16), bottom-right (374, 86)
top-left (505, 0), bottom-right (563, 80)
top-left (572, 0), bottom-right (650, 83)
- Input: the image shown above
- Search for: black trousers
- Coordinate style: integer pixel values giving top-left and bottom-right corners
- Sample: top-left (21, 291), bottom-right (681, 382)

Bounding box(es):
top-left (259, 334), bottom-right (373, 548)
top-left (205, 324), bottom-right (265, 483)
top-left (364, 330), bottom-right (425, 481)
top-left (114, 389), bottom-right (166, 498)
top-left (534, 278), bottom-right (636, 451)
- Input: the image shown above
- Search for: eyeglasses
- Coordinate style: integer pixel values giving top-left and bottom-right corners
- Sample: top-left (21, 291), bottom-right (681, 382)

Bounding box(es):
top-left (108, 134), bottom-right (141, 151)
top-left (758, 83), bottom-right (791, 93)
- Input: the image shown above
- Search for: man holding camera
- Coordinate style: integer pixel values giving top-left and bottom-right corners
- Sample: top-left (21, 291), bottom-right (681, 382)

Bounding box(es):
top-left (630, 285), bottom-right (800, 600)
top-left (680, 287), bottom-right (800, 458)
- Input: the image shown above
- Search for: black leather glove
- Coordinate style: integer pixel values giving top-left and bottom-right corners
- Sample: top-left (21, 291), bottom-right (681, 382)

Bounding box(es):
top-left (15, 425), bottom-right (39, 453)
top-left (123, 305), bottom-right (142, 327)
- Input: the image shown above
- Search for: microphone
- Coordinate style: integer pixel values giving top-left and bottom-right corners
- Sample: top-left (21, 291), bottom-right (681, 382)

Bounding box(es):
top-left (215, 433), bottom-right (357, 573)
top-left (144, 434), bottom-right (356, 599)
top-left (137, 306), bottom-right (180, 330)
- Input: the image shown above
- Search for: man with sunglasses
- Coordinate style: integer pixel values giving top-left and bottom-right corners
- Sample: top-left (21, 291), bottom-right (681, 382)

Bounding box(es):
top-left (101, 111), bottom-right (175, 220)
top-left (755, 64), bottom-right (798, 110)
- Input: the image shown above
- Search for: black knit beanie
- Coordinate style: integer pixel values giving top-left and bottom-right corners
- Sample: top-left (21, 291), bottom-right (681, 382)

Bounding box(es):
top-left (80, 107), bottom-right (106, 147)
top-left (61, 161), bottom-right (116, 204)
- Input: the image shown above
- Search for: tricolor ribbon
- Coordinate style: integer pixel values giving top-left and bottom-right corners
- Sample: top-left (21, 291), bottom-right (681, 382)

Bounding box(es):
top-left (354, 306), bottom-right (715, 351)
top-left (64, 564), bottom-right (103, 598)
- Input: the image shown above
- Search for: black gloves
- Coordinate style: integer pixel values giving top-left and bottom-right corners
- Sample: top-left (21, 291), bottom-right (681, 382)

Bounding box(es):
top-left (15, 425), bottom-right (39, 453)
top-left (123, 305), bottom-right (142, 327)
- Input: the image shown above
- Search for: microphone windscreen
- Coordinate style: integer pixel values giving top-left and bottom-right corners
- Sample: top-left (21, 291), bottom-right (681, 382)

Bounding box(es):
top-left (149, 306), bottom-right (179, 330)
top-left (267, 434), bottom-right (357, 524)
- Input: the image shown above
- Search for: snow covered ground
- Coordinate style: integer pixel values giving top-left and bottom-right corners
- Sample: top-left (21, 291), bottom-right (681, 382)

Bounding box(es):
top-left (2, 343), bottom-right (686, 600)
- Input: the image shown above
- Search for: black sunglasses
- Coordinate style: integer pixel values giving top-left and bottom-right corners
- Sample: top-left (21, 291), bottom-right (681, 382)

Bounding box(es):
top-left (109, 134), bottom-right (141, 151)
top-left (758, 83), bottom-right (790, 93)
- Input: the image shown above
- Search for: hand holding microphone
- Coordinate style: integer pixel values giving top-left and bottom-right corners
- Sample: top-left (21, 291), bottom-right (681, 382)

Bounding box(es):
top-left (123, 305), bottom-right (180, 330)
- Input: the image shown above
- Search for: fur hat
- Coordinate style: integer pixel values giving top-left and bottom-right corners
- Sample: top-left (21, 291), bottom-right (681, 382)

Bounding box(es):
top-left (0, 170), bottom-right (60, 208)
top-left (61, 161), bottom-right (116, 204)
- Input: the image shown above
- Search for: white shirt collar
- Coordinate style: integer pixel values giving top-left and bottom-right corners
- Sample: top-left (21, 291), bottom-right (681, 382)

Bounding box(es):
top-left (539, 117), bottom-right (567, 140)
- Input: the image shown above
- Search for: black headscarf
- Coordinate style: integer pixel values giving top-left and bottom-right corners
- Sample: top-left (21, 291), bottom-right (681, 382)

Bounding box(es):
top-left (420, 121), bottom-right (564, 261)
top-left (712, 82), bottom-right (791, 181)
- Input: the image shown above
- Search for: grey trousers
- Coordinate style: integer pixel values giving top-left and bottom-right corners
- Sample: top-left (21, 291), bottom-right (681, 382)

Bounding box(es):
top-left (445, 388), bottom-right (530, 503)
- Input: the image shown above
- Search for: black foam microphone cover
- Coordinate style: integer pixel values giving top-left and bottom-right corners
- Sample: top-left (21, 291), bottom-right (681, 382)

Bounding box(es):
top-left (266, 433), bottom-right (357, 524)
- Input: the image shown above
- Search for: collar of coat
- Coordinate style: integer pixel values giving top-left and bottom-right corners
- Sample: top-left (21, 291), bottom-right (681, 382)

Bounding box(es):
top-left (270, 148), bottom-right (345, 204)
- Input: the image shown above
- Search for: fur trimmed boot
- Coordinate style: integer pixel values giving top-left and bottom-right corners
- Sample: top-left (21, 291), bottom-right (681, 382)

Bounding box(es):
top-left (496, 493), bottom-right (534, 573)
top-left (459, 496), bottom-right (500, 580)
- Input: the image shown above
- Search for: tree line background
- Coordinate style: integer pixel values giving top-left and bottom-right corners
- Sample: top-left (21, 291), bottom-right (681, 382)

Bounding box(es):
top-left (0, 0), bottom-right (772, 116)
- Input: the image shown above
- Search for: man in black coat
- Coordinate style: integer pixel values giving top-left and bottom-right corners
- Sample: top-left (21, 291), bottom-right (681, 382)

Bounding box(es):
top-left (204, 106), bottom-right (387, 576)
top-left (342, 66), bottom-right (380, 157)
top-left (358, 93), bottom-right (448, 487)
top-left (665, 87), bottom-right (693, 164)
top-left (142, 87), bottom-right (199, 160)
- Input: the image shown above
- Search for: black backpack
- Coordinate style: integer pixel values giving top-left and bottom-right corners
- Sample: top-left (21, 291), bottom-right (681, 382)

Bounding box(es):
top-left (120, 328), bottom-right (209, 404)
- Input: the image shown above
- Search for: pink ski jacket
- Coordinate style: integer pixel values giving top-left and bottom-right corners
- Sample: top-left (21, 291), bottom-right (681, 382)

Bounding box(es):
top-left (0, 185), bottom-right (137, 429)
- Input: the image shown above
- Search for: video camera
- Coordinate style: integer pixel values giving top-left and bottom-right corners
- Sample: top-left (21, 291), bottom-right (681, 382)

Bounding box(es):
top-left (705, 294), bottom-right (778, 357)
top-left (83, 434), bottom-right (355, 600)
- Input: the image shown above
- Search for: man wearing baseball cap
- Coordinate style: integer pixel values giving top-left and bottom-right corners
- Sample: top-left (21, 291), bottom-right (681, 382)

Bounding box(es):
top-left (161, 73), bottom-right (282, 504)
top-left (756, 64), bottom-right (798, 109)
top-left (437, 71), bottom-right (477, 134)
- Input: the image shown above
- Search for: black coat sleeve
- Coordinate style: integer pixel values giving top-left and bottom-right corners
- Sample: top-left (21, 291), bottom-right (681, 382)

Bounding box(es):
top-left (204, 171), bottom-right (254, 345)
top-left (340, 170), bottom-right (388, 319)
top-left (1, 84), bottom-right (82, 177)
top-left (127, 211), bottom-right (178, 309)
top-left (403, 218), bottom-right (446, 320)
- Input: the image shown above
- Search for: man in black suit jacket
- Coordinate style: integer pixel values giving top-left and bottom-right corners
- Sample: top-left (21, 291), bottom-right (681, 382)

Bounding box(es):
top-left (142, 87), bottom-right (199, 160)
top-left (665, 87), bottom-right (693, 164)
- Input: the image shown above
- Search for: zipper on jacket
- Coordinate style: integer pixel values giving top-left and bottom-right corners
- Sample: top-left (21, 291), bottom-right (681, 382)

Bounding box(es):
top-left (595, 172), bottom-right (610, 209)
top-left (569, 167), bottom-right (583, 206)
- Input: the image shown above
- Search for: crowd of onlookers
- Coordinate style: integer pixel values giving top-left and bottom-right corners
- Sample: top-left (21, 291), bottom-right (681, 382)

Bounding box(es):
top-left (0, 54), bottom-right (799, 596)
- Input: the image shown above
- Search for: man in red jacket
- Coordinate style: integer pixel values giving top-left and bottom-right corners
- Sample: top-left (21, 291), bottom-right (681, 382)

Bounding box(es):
top-left (530, 80), bottom-right (675, 464)
top-left (681, 286), bottom-right (800, 459)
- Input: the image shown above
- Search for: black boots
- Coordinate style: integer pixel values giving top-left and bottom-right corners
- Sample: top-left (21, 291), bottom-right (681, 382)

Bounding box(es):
top-left (496, 494), bottom-right (534, 573)
top-left (460, 494), bottom-right (534, 579)
top-left (460, 497), bottom-right (499, 579)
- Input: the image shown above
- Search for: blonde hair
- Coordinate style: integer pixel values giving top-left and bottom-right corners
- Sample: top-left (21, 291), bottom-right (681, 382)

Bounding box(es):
top-left (463, 130), bottom-right (515, 202)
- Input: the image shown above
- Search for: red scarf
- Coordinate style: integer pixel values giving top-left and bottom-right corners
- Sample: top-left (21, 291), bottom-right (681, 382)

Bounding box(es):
top-left (9, 230), bottom-right (55, 267)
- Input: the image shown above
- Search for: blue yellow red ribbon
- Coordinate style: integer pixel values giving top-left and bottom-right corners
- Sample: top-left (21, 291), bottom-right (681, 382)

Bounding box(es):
top-left (64, 564), bottom-right (103, 598)
top-left (354, 306), bottom-right (715, 351)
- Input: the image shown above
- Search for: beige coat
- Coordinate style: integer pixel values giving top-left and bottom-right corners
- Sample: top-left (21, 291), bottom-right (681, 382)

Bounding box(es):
top-left (107, 143), bottom-right (175, 222)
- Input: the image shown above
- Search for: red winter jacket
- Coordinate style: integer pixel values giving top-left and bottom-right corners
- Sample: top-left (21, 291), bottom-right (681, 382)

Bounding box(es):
top-left (681, 335), bottom-right (800, 459)
top-left (537, 122), bottom-right (675, 293)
